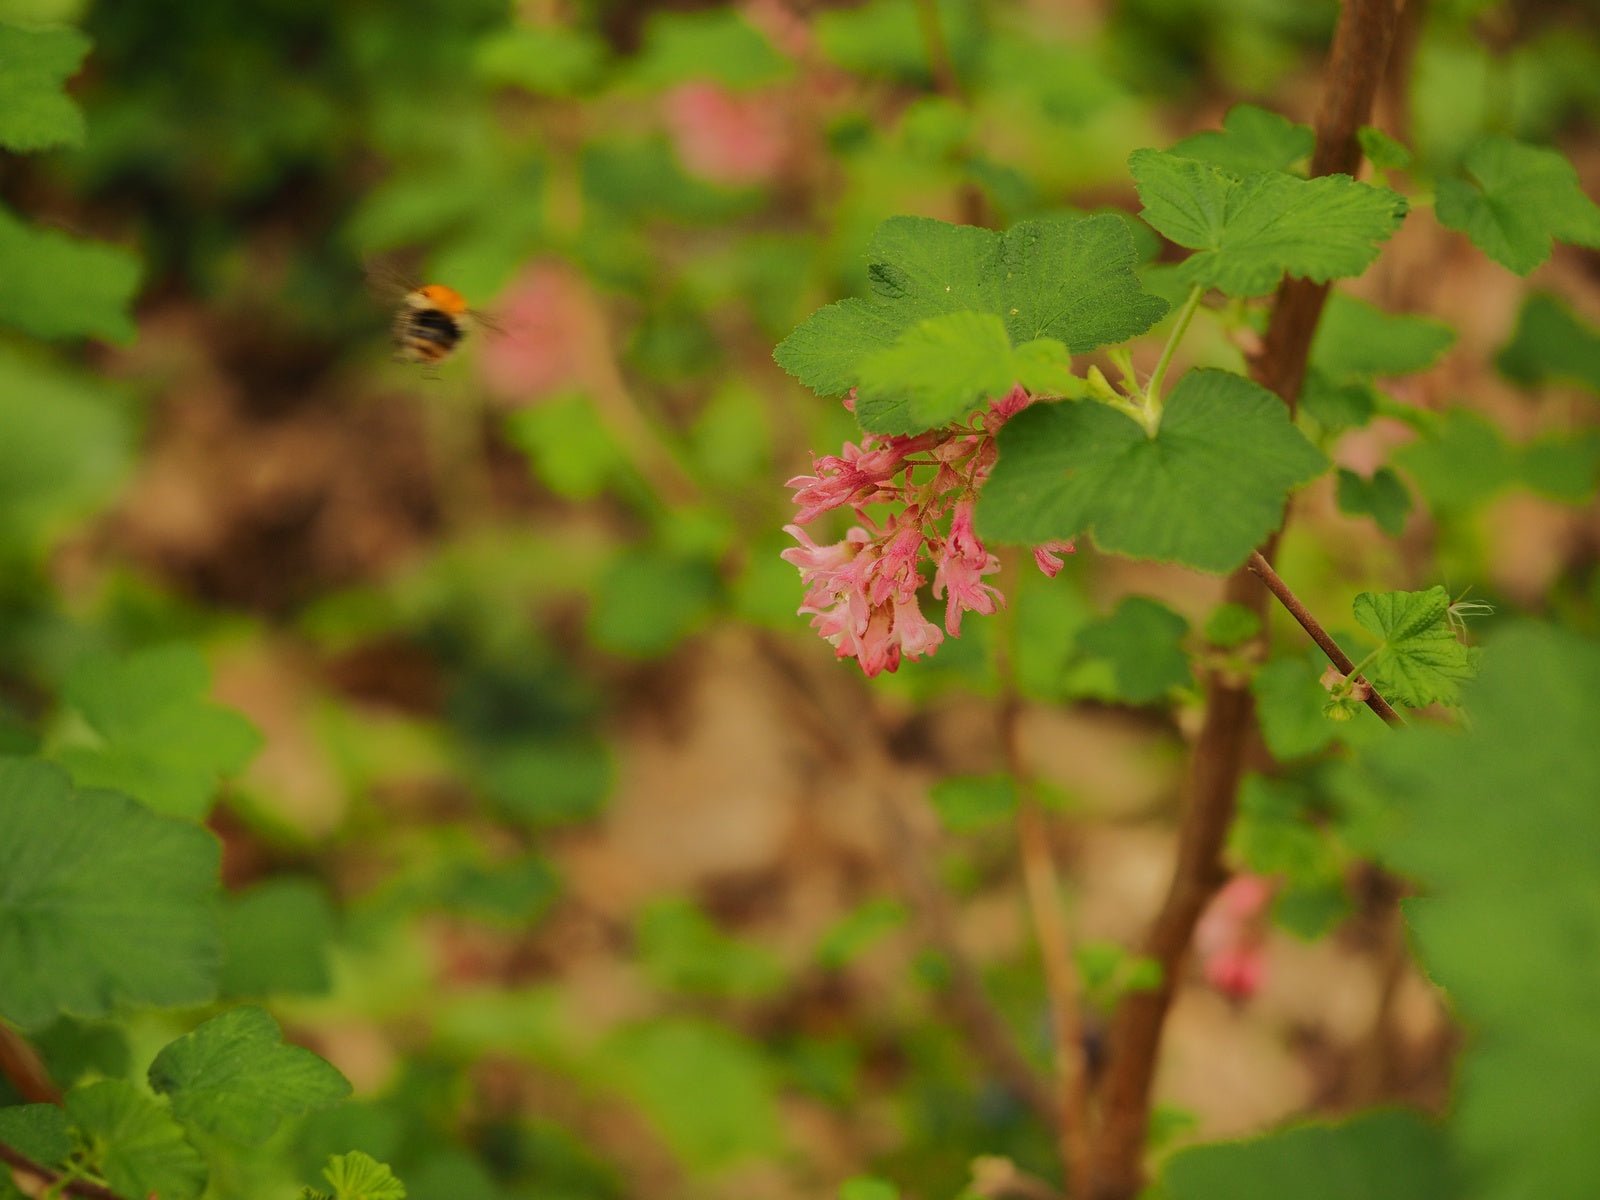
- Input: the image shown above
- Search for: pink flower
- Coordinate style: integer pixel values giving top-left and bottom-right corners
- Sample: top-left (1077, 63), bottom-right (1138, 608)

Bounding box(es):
top-left (932, 501), bottom-right (1003, 635)
top-left (1194, 874), bottom-right (1275, 1003)
top-left (478, 263), bottom-right (588, 403)
top-left (664, 83), bottom-right (788, 186)
top-left (781, 388), bottom-right (1072, 675)
top-left (1032, 541), bottom-right (1076, 578)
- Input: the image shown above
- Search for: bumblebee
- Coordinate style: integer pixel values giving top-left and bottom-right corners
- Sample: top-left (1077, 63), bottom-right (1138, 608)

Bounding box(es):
top-left (393, 283), bottom-right (471, 366)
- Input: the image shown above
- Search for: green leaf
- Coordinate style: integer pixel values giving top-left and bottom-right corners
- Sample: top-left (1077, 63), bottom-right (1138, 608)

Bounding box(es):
top-left (1251, 656), bottom-right (1341, 760)
top-left (1359, 126), bottom-right (1412, 171)
top-left (147, 1007), bottom-right (351, 1144)
top-left (219, 878), bottom-right (336, 998)
top-left (0, 22), bottom-right (88, 152)
top-left (474, 25), bottom-right (607, 96)
top-left (1395, 410), bottom-right (1518, 512)
top-left (1352, 586), bottom-right (1479, 708)
top-left (1169, 104), bottom-right (1313, 175)
top-left (977, 370), bottom-right (1326, 572)
top-left (1075, 597), bottom-right (1192, 703)
top-left (927, 774), bottom-right (1019, 832)
top-left (1519, 431), bottom-right (1600, 503)
top-left (1230, 775), bottom-right (1342, 890)
top-left (475, 736), bottom-right (612, 828)
top-left (636, 898), bottom-right (785, 999)
top-left (323, 1152), bottom-right (406, 1200)
top-left (815, 0), bottom-right (982, 84)
top-left (1130, 150), bottom-right (1407, 297)
top-left (0, 350), bottom-right (133, 551)
top-left (54, 644), bottom-right (261, 820)
top-left (1496, 292), bottom-right (1600, 394)
top-left (1335, 467), bottom-right (1411, 536)
top-left (839, 1179), bottom-right (898, 1200)
top-left (1308, 294), bottom-right (1455, 382)
top-left (587, 551), bottom-right (719, 658)
top-left (1435, 135), bottom-right (1600, 273)
top-left (433, 855), bottom-right (562, 926)
top-left (603, 1019), bottom-right (783, 1168)
top-left (629, 8), bottom-right (789, 89)
top-left (1362, 624), bottom-right (1600, 1200)
top-left (816, 899), bottom-right (907, 969)
top-left (1161, 1109), bottom-right (1451, 1200)
top-left (854, 312), bottom-right (1018, 433)
top-left (0, 1104), bottom-right (70, 1164)
top-left (1204, 602), bottom-right (1261, 649)
top-left (775, 214), bottom-right (1165, 401)
top-left (0, 206), bottom-right (139, 342)
top-left (66, 1080), bottom-right (207, 1200)
top-left (0, 758), bottom-right (220, 1030)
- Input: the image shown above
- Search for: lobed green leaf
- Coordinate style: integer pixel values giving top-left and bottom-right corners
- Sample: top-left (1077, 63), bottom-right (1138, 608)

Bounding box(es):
top-left (976, 370), bottom-right (1325, 572)
top-left (0, 758), bottom-right (220, 1030)
top-left (1352, 586), bottom-right (1479, 708)
top-left (1075, 597), bottom-right (1192, 704)
top-left (1169, 104), bottom-right (1313, 175)
top-left (0, 22), bottom-right (89, 152)
top-left (1130, 150), bottom-right (1406, 297)
top-left (774, 214), bottom-right (1166, 417)
top-left (1362, 624), bottom-right (1600, 1200)
top-left (0, 206), bottom-right (140, 342)
top-left (1435, 135), bottom-right (1600, 274)
top-left (1161, 1110), bottom-right (1452, 1200)
top-left (54, 644), bottom-right (261, 820)
top-left (66, 1080), bottom-right (206, 1200)
top-left (1336, 467), bottom-right (1411, 536)
top-left (147, 1007), bottom-right (351, 1143)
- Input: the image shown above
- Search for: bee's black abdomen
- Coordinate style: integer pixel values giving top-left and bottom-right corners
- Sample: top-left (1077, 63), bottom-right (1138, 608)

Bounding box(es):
top-left (408, 308), bottom-right (465, 349)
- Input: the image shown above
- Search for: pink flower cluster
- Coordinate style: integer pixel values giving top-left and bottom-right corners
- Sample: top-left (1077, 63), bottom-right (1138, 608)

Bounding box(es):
top-left (1194, 873), bottom-right (1274, 1002)
top-left (782, 387), bottom-right (1072, 676)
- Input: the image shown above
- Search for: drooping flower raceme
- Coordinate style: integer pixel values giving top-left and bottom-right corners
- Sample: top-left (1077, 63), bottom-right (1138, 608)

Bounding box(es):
top-left (782, 387), bottom-right (1073, 676)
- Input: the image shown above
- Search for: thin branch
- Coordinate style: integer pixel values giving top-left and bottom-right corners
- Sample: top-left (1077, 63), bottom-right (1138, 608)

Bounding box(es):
top-left (1246, 552), bottom-right (1403, 726)
top-left (0, 1026), bottom-right (60, 1105)
top-left (1005, 702), bottom-right (1092, 1198)
top-left (1088, 4), bottom-right (1404, 1197)
top-left (0, 1145), bottom-right (123, 1200)
top-left (995, 561), bottom-right (1091, 1197)
top-left (914, 0), bottom-right (965, 102)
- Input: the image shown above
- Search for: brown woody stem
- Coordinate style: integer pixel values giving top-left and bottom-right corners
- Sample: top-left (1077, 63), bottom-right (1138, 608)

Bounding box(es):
top-left (1087, 3), bottom-right (1404, 1197)
top-left (1246, 551), bottom-right (1403, 726)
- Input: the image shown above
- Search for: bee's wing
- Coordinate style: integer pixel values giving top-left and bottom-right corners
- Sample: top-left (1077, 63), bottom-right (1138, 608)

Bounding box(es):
top-left (362, 257), bottom-right (421, 305)
top-left (466, 308), bottom-right (509, 337)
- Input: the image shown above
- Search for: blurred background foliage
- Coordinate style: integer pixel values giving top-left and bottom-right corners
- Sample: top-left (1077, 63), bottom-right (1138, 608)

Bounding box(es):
top-left (1, 0), bottom-right (1598, 1198)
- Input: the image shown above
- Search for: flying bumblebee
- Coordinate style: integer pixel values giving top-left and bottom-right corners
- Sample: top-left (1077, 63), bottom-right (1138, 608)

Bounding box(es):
top-left (393, 282), bottom-right (473, 366)
top-left (367, 264), bottom-right (501, 368)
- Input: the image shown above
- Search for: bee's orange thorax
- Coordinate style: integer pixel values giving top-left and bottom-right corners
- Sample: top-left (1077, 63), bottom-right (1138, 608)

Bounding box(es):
top-left (415, 283), bottom-right (468, 315)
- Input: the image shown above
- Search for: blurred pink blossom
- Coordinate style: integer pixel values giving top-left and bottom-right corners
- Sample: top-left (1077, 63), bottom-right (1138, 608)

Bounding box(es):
top-left (1194, 873), bottom-right (1275, 1002)
top-left (664, 83), bottom-right (788, 186)
top-left (478, 263), bottom-right (589, 403)
top-left (782, 387), bottom-right (1074, 676)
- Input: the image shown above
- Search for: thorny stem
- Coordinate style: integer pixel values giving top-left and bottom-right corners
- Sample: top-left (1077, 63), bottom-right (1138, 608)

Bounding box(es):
top-left (1143, 284), bottom-right (1205, 415)
top-left (1246, 551), bottom-right (1402, 726)
top-left (997, 576), bottom-right (1091, 1197)
top-left (1088, 3), bottom-right (1404, 1197)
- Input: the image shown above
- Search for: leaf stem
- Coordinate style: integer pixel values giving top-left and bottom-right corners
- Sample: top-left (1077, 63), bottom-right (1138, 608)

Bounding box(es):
top-left (1246, 551), bottom-right (1402, 726)
top-left (1143, 284), bottom-right (1205, 414)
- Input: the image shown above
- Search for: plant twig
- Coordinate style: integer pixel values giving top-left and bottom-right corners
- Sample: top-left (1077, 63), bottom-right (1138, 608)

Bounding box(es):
top-left (0, 1026), bottom-right (60, 1105)
top-left (913, 0), bottom-right (965, 102)
top-left (997, 565), bottom-right (1092, 1196)
top-left (1246, 551), bottom-right (1402, 726)
top-left (0, 1144), bottom-right (123, 1200)
top-left (1088, 4), bottom-right (1404, 1197)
